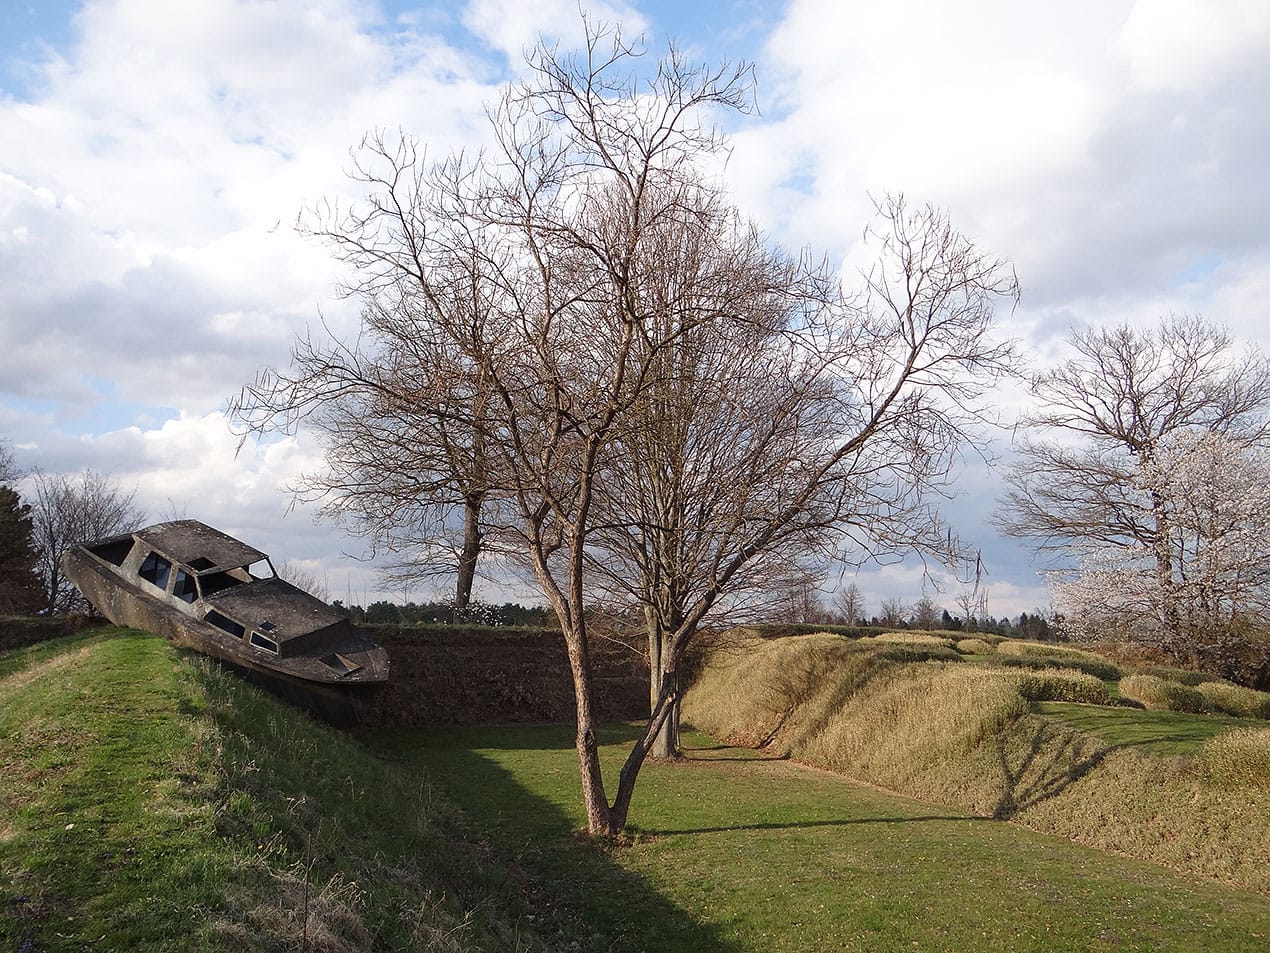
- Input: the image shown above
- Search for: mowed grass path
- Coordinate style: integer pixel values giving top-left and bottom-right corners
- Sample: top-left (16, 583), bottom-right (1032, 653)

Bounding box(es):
top-left (372, 724), bottom-right (1268, 953)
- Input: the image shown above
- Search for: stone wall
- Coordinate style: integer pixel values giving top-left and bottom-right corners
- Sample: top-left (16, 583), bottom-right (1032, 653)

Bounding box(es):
top-left (356, 625), bottom-right (650, 727)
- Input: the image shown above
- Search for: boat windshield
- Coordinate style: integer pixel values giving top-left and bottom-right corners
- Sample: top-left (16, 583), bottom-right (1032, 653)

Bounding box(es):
top-left (198, 566), bottom-right (252, 596)
top-left (173, 569), bottom-right (199, 603)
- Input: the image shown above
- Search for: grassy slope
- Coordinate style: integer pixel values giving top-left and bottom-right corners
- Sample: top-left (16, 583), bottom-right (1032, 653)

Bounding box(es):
top-left (376, 723), bottom-right (1269, 953)
top-left (0, 627), bottom-right (554, 953)
top-left (6, 626), bottom-right (1267, 952)
top-left (1036, 701), bottom-right (1255, 755)
top-left (682, 633), bottom-right (1269, 893)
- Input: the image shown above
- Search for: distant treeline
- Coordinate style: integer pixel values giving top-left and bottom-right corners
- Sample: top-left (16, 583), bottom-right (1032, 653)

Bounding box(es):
top-left (331, 599), bottom-right (556, 628)
top-left (329, 600), bottom-right (1054, 642)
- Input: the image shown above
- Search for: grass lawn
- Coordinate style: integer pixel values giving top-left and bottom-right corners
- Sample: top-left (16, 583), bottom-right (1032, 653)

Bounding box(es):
top-left (371, 723), bottom-right (1268, 953)
top-left (0, 629), bottom-right (230, 950)
top-left (1035, 701), bottom-right (1262, 755)
top-left (0, 627), bottom-right (562, 952)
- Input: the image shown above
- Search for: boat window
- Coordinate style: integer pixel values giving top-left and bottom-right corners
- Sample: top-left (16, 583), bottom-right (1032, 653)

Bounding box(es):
top-left (246, 559), bottom-right (273, 579)
top-left (205, 610), bottom-right (245, 638)
top-left (174, 570), bottom-right (199, 603)
top-left (250, 632), bottom-right (279, 654)
top-left (89, 539), bottom-right (133, 566)
top-left (320, 653), bottom-right (363, 677)
top-left (139, 551), bottom-right (172, 592)
top-left (198, 569), bottom-right (248, 596)
top-left (188, 557), bottom-right (215, 571)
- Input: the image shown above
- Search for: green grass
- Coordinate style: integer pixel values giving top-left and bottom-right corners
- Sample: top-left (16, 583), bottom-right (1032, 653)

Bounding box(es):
top-left (0, 628), bottom-right (230, 950)
top-left (1035, 701), bottom-right (1262, 756)
top-left (0, 626), bottom-right (557, 952)
top-left (7, 626), bottom-right (1269, 952)
top-left (373, 723), bottom-right (1269, 953)
top-left (683, 633), bottom-right (1269, 891)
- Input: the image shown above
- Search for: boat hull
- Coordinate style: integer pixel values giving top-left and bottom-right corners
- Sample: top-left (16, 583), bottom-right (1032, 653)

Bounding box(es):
top-left (63, 547), bottom-right (384, 726)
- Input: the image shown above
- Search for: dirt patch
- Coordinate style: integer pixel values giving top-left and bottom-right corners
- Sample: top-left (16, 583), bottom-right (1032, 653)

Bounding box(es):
top-left (0, 643), bottom-right (97, 697)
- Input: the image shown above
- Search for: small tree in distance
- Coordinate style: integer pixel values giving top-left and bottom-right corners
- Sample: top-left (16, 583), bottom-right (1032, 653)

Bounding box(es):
top-left (29, 469), bottom-right (145, 614)
top-left (910, 595), bottom-right (942, 630)
top-left (998, 316), bottom-right (1270, 674)
top-left (879, 597), bottom-right (909, 628)
top-left (834, 582), bottom-right (866, 626)
top-left (0, 485), bottom-right (43, 615)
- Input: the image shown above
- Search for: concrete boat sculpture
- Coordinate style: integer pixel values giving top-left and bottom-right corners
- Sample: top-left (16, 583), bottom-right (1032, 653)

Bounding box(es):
top-left (63, 519), bottom-right (388, 724)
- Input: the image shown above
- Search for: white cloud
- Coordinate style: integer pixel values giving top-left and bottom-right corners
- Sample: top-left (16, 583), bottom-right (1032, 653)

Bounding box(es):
top-left (1119, 0), bottom-right (1270, 92)
top-left (462, 0), bottom-right (647, 64)
top-left (730, 0), bottom-right (1270, 368)
top-left (4, 0), bottom-right (1270, 617)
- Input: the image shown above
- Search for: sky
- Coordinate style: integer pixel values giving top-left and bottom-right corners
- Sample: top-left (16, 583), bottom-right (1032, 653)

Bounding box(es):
top-left (2, 0), bottom-right (1268, 619)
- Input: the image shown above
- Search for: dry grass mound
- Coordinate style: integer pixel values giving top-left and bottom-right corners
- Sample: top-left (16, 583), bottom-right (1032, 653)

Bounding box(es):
top-left (1135, 665), bottom-right (1221, 687)
top-left (954, 637), bottom-right (995, 655)
top-left (996, 640), bottom-right (1122, 680)
top-left (1014, 668), bottom-right (1112, 705)
top-left (683, 633), bottom-right (1269, 893)
top-left (1119, 674), bottom-right (1213, 714)
top-left (1196, 681), bottom-right (1270, 720)
top-left (860, 633), bottom-right (963, 662)
top-left (1196, 727), bottom-right (1270, 788)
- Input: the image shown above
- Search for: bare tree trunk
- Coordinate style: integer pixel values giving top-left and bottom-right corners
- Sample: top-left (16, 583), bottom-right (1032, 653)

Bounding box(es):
top-left (649, 669), bottom-right (680, 758)
top-left (564, 631), bottom-right (616, 836)
top-left (610, 642), bottom-right (682, 830)
top-left (454, 491), bottom-right (483, 614)
top-left (644, 608), bottom-right (681, 759)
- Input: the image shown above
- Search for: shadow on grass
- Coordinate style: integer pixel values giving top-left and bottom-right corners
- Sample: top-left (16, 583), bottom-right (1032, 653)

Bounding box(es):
top-left (992, 721), bottom-right (1111, 820)
top-left (372, 728), bottom-right (739, 953)
top-left (645, 814), bottom-right (985, 836)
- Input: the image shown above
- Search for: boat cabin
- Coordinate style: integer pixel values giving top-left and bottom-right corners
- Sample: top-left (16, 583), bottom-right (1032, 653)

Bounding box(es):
top-left (85, 520), bottom-right (350, 665)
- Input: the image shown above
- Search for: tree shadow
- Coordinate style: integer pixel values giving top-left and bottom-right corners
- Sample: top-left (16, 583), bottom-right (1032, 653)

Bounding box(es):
top-left (370, 728), bottom-right (739, 953)
top-left (991, 721), bottom-right (1112, 820)
top-left (645, 814), bottom-right (986, 836)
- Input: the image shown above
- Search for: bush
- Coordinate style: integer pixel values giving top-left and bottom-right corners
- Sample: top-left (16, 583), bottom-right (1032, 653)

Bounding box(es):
top-left (997, 640), bottom-right (1121, 681)
top-left (872, 632), bottom-right (957, 648)
top-left (1196, 681), bottom-right (1270, 720)
top-left (954, 638), bottom-right (994, 655)
top-left (862, 632), bottom-right (963, 662)
top-left (1196, 728), bottom-right (1270, 788)
top-left (1118, 674), bottom-right (1213, 714)
top-left (1134, 665), bottom-right (1220, 687)
top-left (1015, 668), bottom-right (1112, 705)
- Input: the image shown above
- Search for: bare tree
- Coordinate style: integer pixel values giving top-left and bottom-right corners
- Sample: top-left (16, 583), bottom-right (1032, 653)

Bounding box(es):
top-left (585, 192), bottom-right (1018, 758)
top-left (0, 440), bottom-right (19, 485)
top-left (29, 469), bottom-right (145, 614)
top-left (275, 559), bottom-right (331, 602)
top-left (956, 585), bottom-right (985, 632)
top-left (998, 316), bottom-right (1270, 658)
top-left (834, 582), bottom-right (866, 625)
top-left (879, 597), bottom-right (909, 627)
top-left (910, 595), bottom-right (942, 630)
top-left (232, 22), bottom-right (1016, 836)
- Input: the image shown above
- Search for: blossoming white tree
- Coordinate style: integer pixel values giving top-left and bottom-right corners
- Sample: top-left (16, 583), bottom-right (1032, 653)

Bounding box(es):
top-left (1049, 431), bottom-right (1270, 672)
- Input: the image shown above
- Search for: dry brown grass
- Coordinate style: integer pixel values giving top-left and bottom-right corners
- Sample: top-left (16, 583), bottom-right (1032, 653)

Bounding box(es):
top-left (683, 633), bottom-right (1270, 892)
top-left (1120, 674), bottom-right (1213, 713)
top-left (871, 632), bottom-right (957, 648)
top-left (996, 641), bottom-right (1122, 680)
top-left (1196, 727), bottom-right (1270, 788)
top-left (1014, 668), bottom-right (1112, 705)
top-left (1196, 681), bottom-right (1270, 719)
